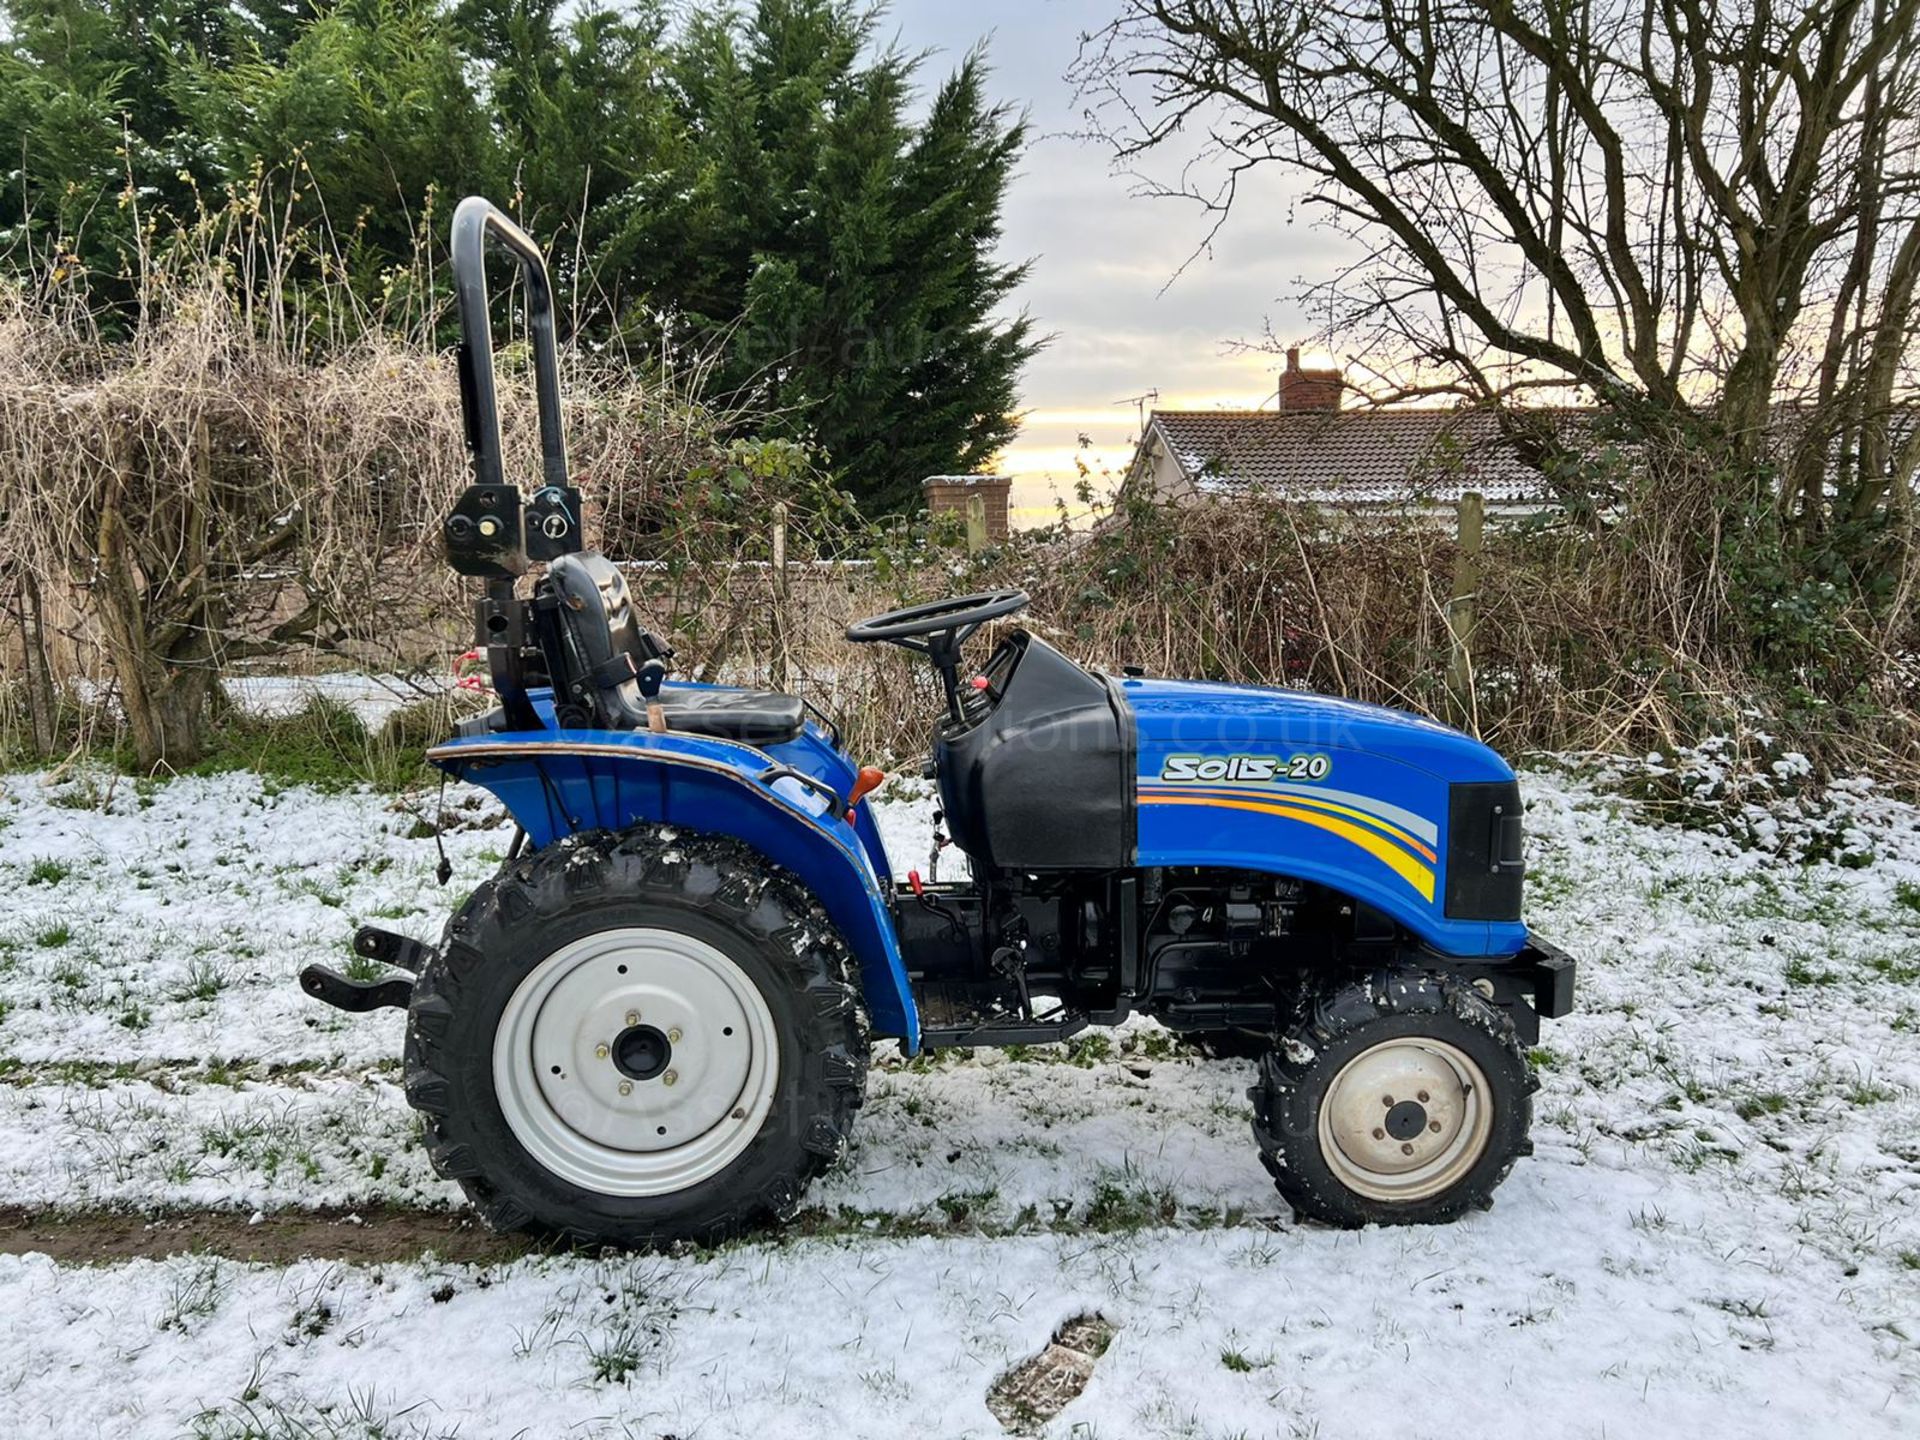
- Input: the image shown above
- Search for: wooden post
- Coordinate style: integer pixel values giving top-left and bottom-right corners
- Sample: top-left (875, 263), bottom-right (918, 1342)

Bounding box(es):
top-left (769, 501), bottom-right (790, 691)
top-left (965, 492), bottom-right (988, 555)
top-left (20, 573), bottom-right (57, 756)
top-left (1446, 490), bottom-right (1484, 724)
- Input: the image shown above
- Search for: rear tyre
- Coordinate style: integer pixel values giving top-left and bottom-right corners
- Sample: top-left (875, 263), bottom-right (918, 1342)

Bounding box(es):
top-left (1251, 972), bottom-right (1533, 1227)
top-left (403, 825), bottom-right (868, 1248)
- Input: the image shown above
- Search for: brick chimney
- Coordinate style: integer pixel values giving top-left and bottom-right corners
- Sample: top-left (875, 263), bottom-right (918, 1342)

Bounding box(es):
top-left (921, 474), bottom-right (1012, 540)
top-left (1278, 347), bottom-right (1343, 412)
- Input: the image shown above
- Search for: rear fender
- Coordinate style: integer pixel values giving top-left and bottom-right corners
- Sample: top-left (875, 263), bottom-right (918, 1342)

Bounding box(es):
top-left (753, 713), bottom-right (894, 881)
top-left (428, 729), bottom-right (918, 1051)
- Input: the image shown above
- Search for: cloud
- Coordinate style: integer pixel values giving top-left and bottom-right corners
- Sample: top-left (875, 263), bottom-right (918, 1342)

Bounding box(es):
top-left (891, 0), bottom-right (1366, 505)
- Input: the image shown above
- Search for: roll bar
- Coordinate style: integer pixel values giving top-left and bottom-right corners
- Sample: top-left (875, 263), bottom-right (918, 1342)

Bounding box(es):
top-left (443, 197), bottom-right (583, 729)
top-left (450, 195), bottom-right (569, 492)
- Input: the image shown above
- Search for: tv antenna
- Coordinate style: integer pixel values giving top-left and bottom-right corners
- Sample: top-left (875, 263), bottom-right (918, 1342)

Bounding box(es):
top-left (1115, 388), bottom-right (1160, 433)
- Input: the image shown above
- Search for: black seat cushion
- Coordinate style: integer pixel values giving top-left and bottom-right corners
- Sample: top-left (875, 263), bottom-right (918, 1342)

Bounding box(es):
top-left (655, 688), bottom-right (805, 746)
top-left (545, 552), bottom-right (804, 746)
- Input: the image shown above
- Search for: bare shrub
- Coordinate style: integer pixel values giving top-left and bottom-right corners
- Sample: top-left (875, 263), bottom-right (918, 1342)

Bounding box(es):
top-left (935, 485), bottom-right (1920, 782)
top-left (3, 215), bottom-right (1913, 788)
top-left (0, 206), bottom-right (833, 770)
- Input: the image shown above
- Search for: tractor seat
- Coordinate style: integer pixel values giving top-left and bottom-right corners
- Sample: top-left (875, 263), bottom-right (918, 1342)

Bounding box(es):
top-left (546, 552), bottom-right (805, 747)
top-left (652, 688), bottom-right (806, 746)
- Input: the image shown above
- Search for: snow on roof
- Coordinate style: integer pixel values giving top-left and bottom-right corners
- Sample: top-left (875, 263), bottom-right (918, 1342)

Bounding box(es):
top-left (1145, 407), bottom-right (1571, 505)
top-left (1145, 403), bottom-right (1919, 507)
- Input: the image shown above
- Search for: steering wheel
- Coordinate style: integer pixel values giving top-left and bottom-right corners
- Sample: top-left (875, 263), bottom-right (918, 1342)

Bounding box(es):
top-left (845, 589), bottom-right (1030, 645)
top-left (845, 589), bottom-right (1030, 721)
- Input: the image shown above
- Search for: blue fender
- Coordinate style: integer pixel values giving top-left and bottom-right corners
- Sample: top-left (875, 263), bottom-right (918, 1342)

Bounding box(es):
top-left (428, 715), bottom-right (918, 1051)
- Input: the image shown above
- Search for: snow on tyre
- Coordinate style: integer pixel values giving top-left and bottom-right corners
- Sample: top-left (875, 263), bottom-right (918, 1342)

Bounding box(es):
top-left (1252, 972), bottom-right (1534, 1227)
top-left (403, 825), bottom-right (868, 1249)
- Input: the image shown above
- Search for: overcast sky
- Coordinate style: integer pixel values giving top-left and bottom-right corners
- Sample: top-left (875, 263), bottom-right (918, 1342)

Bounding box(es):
top-left (888, 0), bottom-right (1333, 514)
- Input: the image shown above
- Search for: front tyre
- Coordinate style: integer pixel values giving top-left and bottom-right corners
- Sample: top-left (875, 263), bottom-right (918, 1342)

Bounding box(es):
top-left (1252, 973), bottom-right (1533, 1227)
top-left (403, 826), bottom-right (868, 1248)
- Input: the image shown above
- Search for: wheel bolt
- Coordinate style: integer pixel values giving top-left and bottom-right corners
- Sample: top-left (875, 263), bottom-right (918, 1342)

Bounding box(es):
top-left (1417, 1090), bottom-right (1430, 1103)
top-left (618, 1080), bottom-right (633, 1096)
top-left (1372, 1127), bottom-right (1386, 1141)
top-left (1382, 1095), bottom-right (1394, 1107)
top-left (595, 1044), bottom-right (609, 1060)
top-left (732, 1107), bottom-right (746, 1120)
top-left (1401, 1142), bottom-right (1414, 1155)
top-left (1429, 1120), bottom-right (1442, 1133)
top-left (625, 1010), bottom-right (639, 1026)
top-left (663, 1070), bottom-right (678, 1087)
top-left (667, 1027), bottom-right (682, 1044)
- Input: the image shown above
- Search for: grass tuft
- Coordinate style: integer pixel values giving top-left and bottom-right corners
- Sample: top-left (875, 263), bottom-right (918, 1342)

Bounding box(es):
top-left (167, 696), bottom-right (438, 794)
top-left (174, 956), bottom-right (229, 1003)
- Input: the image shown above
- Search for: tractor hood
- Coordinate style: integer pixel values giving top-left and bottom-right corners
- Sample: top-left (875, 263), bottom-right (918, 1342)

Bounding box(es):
top-left (1118, 673), bottom-right (1527, 957)
top-left (1117, 675), bottom-right (1515, 785)
top-left (928, 632), bottom-right (1527, 957)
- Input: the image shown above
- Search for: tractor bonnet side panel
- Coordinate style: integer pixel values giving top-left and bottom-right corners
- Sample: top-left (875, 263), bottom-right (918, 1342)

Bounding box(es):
top-left (1122, 676), bottom-right (1529, 957)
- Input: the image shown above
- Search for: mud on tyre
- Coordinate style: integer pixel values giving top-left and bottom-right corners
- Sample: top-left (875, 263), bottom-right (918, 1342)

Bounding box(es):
top-left (402, 824), bottom-right (869, 1248)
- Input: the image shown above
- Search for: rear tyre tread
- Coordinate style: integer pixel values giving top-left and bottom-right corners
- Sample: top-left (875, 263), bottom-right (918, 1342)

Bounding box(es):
top-left (404, 825), bottom-right (869, 1249)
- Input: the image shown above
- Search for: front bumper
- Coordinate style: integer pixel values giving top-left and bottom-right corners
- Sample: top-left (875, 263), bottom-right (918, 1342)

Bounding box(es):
top-left (1521, 934), bottom-right (1577, 1018)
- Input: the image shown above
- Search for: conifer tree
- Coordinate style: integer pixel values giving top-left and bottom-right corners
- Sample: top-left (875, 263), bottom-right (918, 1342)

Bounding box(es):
top-left (645, 0), bottom-right (1035, 512)
top-left (0, 0), bottom-right (1037, 513)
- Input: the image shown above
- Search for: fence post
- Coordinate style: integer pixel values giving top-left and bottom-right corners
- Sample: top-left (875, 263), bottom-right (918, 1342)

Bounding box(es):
top-left (1446, 489), bottom-right (1484, 724)
top-left (965, 492), bottom-right (988, 555)
top-left (19, 573), bottom-right (57, 755)
top-left (770, 501), bottom-right (790, 691)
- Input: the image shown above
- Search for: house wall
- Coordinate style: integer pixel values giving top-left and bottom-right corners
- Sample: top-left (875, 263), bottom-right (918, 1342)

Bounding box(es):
top-left (1131, 432), bottom-right (1199, 502)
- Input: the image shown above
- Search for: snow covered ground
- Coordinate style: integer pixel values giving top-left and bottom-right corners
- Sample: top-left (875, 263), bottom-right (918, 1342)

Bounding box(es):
top-left (0, 748), bottom-right (1917, 1438)
top-left (219, 672), bottom-right (453, 728)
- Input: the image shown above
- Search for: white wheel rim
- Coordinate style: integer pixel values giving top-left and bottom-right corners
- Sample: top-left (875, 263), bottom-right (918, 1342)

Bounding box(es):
top-left (493, 927), bottom-right (780, 1197)
top-left (1316, 1037), bottom-right (1493, 1203)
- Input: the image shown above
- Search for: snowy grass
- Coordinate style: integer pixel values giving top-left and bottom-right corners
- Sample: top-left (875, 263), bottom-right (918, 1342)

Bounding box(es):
top-left (0, 756), bottom-right (1917, 1436)
top-left (3, 1180), bottom-right (1915, 1439)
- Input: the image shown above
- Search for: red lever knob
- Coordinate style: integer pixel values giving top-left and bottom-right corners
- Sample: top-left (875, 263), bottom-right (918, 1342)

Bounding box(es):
top-left (847, 765), bottom-right (887, 811)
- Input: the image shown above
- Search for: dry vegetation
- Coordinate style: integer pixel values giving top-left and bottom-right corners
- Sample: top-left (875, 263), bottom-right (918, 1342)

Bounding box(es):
top-left (973, 492), bottom-right (1920, 783)
top-left (0, 212), bottom-right (836, 769)
top-left (2, 231), bottom-right (1917, 787)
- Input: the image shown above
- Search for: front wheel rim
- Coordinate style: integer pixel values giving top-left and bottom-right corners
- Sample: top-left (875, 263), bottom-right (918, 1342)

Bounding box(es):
top-left (493, 927), bottom-right (780, 1197)
top-left (1316, 1036), bottom-right (1493, 1203)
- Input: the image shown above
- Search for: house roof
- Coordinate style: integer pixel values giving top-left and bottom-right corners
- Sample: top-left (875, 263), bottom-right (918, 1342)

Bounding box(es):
top-left (1142, 403), bottom-right (1920, 507)
top-left (1143, 408), bottom-right (1568, 505)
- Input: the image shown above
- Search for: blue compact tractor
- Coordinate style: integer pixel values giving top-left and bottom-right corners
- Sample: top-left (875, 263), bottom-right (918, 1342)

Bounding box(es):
top-left (302, 199), bottom-right (1575, 1246)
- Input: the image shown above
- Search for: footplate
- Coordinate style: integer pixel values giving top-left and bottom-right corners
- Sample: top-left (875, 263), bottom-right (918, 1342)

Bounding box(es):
top-left (920, 1008), bottom-right (1090, 1051)
top-left (299, 963), bottom-right (414, 1013)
